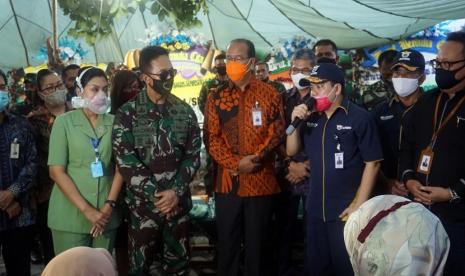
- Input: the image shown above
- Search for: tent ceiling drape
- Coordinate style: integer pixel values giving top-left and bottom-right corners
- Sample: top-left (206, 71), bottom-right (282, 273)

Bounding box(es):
top-left (1, 0), bottom-right (465, 69)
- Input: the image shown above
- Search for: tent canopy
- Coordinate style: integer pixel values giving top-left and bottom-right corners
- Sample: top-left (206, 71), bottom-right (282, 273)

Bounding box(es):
top-left (1, 0), bottom-right (465, 69)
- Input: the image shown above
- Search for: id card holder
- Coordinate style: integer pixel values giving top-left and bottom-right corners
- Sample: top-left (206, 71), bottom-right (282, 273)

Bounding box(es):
top-left (252, 101), bottom-right (262, 126)
top-left (417, 147), bottom-right (434, 174)
top-left (10, 138), bottom-right (19, 159)
top-left (335, 152), bottom-right (344, 169)
top-left (91, 160), bottom-right (104, 178)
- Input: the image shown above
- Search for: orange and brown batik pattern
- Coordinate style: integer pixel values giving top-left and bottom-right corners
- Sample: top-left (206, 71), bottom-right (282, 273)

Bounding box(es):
top-left (204, 77), bottom-right (285, 196)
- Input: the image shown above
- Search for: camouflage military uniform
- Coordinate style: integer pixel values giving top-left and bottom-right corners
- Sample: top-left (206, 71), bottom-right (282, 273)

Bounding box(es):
top-left (113, 89), bottom-right (201, 275)
top-left (360, 80), bottom-right (395, 111)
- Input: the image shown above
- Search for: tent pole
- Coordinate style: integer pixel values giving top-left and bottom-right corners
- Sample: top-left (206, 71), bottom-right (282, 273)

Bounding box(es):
top-left (52, 0), bottom-right (58, 52)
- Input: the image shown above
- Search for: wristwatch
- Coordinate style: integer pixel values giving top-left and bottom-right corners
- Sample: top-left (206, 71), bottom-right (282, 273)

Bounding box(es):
top-left (105, 200), bottom-right (117, 208)
top-left (448, 188), bottom-right (461, 203)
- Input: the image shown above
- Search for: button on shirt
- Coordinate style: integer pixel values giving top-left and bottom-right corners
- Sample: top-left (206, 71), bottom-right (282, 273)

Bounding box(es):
top-left (300, 97), bottom-right (383, 221)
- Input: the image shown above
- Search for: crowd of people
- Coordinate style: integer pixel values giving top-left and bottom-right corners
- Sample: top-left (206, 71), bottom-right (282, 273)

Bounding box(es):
top-left (0, 30), bottom-right (464, 276)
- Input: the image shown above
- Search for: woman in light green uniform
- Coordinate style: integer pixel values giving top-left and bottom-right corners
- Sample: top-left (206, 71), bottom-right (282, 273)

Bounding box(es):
top-left (48, 67), bottom-right (122, 254)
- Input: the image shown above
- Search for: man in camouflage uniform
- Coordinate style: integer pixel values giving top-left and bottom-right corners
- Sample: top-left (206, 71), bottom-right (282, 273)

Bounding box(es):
top-left (360, 49), bottom-right (398, 111)
top-left (255, 61), bottom-right (287, 94)
top-left (113, 46), bottom-right (201, 276)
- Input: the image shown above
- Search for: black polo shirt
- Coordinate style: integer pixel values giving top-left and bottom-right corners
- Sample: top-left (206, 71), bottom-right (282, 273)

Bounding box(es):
top-left (400, 88), bottom-right (465, 223)
top-left (300, 97), bottom-right (383, 222)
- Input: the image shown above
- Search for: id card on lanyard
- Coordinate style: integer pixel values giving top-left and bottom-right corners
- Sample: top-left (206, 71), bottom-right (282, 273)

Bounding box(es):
top-left (90, 138), bottom-right (104, 178)
top-left (252, 101), bottom-right (262, 126)
top-left (418, 94), bottom-right (465, 175)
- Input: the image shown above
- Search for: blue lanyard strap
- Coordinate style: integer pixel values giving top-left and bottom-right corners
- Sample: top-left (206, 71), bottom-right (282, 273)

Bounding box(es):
top-left (90, 138), bottom-right (101, 160)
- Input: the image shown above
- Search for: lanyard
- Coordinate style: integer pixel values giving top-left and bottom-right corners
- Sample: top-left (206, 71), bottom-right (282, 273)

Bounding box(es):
top-left (90, 138), bottom-right (101, 161)
top-left (430, 92), bottom-right (465, 146)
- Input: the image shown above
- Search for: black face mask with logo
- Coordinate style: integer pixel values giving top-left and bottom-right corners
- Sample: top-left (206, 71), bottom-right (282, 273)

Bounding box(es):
top-left (435, 64), bottom-right (465, 90)
top-left (146, 69), bottom-right (176, 96)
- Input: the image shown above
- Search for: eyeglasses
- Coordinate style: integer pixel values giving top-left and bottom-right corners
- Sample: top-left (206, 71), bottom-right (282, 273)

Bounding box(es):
top-left (226, 56), bottom-right (250, 62)
top-left (41, 82), bottom-right (65, 94)
top-left (430, 59), bottom-right (465, 70)
top-left (290, 68), bottom-right (312, 75)
top-left (147, 68), bottom-right (177, 81)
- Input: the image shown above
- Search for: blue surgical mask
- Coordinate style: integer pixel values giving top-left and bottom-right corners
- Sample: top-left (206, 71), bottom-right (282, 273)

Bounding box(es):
top-left (0, 90), bottom-right (10, 112)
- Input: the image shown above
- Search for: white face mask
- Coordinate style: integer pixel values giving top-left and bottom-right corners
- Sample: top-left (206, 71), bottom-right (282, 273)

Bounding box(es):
top-left (291, 73), bottom-right (310, 90)
top-left (392, 77), bottom-right (419, 97)
top-left (71, 91), bottom-right (110, 114)
top-left (88, 90), bottom-right (111, 114)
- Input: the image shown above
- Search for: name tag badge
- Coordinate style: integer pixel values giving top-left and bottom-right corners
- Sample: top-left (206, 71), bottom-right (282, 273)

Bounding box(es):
top-left (10, 139), bottom-right (19, 159)
top-left (417, 147), bottom-right (434, 174)
top-left (252, 101), bottom-right (262, 126)
top-left (91, 160), bottom-right (104, 178)
top-left (335, 152), bottom-right (344, 169)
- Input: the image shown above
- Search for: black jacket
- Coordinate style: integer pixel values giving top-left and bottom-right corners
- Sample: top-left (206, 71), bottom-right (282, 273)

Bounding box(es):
top-left (399, 88), bottom-right (465, 223)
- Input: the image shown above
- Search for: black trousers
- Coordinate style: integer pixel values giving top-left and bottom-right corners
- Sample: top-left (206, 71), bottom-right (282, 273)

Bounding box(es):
top-left (36, 200), bottom-right (54, 264)
top-left (216, 192), bottom-right (275, 276)
top-left (0, 225), bottom-right (33, 276)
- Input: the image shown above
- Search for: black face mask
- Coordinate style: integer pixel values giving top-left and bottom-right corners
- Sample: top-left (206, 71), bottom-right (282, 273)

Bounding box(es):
top-left (148, 77), bottom-right (174, 97)
top-left (146, 69), bottom-right (176, 96)
top-left (435, 64), bottom-right (465, 90)
top-left (216, 66), bottom-right (227, 76)
top-left (317, 57), bottom-right (337, 64)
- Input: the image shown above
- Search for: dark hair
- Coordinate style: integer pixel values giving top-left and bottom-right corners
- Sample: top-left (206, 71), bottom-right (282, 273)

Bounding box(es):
top-left (110, 70), bottom-right (139, 114)
top-left (214, 53), bottom-right (226, 62)
top-left (62, 64), bottom-right (80, 79)
top-left (24, 73), bottom-right (37, 84)
top-left (37, 69), bottom-right (57, 91)
top-left (255, 61), bottom-right (269, 71)
top-left (139, 46), bottom-right (169, 73)
top-left (0, 69), bottom-right (7, 85)
top-left (230, 39), bottom-right (256, 58)
top-left (313, 39), bottom-right (338, 53)
top-left (76, 66), bottom-right (108, 90)
top-left (446, 31), bottom-right (465, 57)
top-left (378, 49), bottom-right (398, 66)
top-left (292, 48), bottom-right (316, 63)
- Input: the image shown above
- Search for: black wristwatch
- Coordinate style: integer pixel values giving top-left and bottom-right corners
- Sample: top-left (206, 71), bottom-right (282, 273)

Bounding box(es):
top-left (105, 200), bottom-right (117, 208)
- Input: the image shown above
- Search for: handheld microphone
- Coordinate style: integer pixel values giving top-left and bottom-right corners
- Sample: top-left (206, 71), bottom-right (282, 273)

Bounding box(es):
top-left (285, 97), bottom-right (315, 135)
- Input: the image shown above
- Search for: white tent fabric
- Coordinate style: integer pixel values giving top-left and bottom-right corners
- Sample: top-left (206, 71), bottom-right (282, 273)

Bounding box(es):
top-left (1, 0), bottom-right (465, 69)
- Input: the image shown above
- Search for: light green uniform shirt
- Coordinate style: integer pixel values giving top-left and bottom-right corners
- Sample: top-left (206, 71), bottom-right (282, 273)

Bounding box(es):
top-left (47, 110), bottom-right (120, 233)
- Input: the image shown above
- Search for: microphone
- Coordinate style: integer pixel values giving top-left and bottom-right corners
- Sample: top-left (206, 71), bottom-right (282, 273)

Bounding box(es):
top-left (285, 97), bottom-right (316, 135)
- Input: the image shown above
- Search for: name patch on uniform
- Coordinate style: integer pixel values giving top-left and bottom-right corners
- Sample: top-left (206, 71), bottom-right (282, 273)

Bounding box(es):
top-left (307, 122), bottom-right (318, 128)
top-left (336, 125), bottom-right (352, 130)
top-left (380, 115), bottom-right (394, 121)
